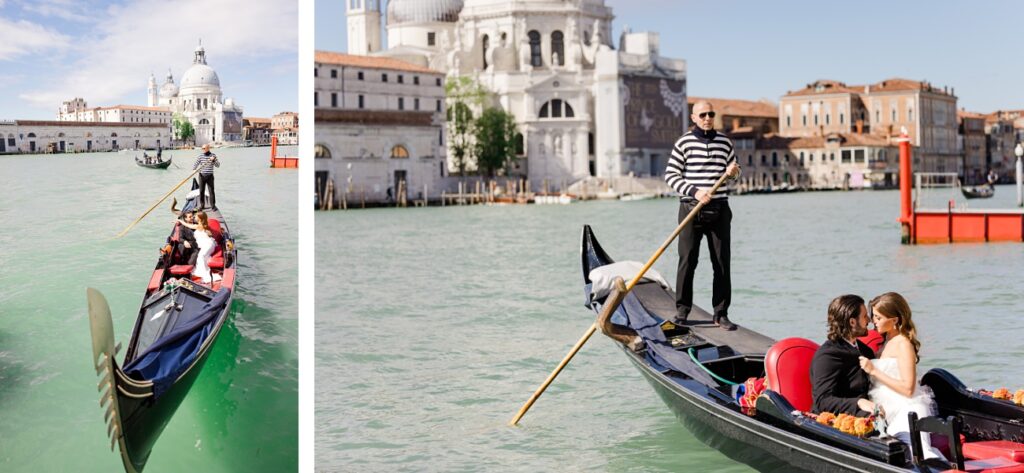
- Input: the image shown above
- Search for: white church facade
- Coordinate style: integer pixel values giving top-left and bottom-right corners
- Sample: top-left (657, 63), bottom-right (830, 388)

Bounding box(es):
top-left (147, 43), bottom-right (245, 145)
top-left (345, 0), bottom-right (688, 189)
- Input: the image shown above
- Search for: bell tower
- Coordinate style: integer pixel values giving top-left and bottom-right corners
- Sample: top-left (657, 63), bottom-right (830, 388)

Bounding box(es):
top-left (147, 73), bottom-right (157, 107)
top-left (346, 0), bottom-right (381, 55)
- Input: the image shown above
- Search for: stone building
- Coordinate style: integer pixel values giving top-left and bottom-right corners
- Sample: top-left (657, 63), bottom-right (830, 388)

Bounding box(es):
top-left (343, 0), bottom-right (688, 190)
top-left (314, 51), bottom-right (446, 204)
top-left (780, 78), bottom-right (959, 175)
top-left (0, 120), bottom-right (169, 153)
top-left (58, 99), bottom-right (172, 125)
top-left (148, 42), bottom-right (244, 145)
top-left (958, 110), bottom-right (987, 184)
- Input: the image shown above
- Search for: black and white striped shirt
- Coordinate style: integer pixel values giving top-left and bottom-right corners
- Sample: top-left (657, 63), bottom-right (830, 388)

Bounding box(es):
top-left (192, 152), bottom-right (220, 175)
top-left (665, 128), bottom-right (736, 201)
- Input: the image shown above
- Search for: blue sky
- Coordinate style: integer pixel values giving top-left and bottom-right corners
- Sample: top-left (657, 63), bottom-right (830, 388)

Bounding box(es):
top-left (0, 0), bottom-right (297, 120)
top-left (317, 0), bottom-right (1024, 114)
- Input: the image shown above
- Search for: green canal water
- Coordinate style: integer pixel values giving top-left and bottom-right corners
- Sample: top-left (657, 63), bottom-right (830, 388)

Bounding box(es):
top-left (317, 185), bottom-right (1024, 472)
top-left (0, 147), bottom-right (298, 472)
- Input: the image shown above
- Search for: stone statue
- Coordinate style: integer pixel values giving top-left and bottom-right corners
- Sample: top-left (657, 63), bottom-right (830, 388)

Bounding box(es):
top-left (554, 134), bottom-right (562, 156)
top-left (519, 37), bottom-right (532, 72)
top-left (565, 16), bottom-right (582, 70)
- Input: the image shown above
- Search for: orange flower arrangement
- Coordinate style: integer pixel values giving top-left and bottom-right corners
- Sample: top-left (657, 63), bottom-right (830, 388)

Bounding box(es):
top-left (993, 388), bottom-right (1012, 400)
top-left (1014, 390), bottom-right (1024, 406)
top-left (808, 412), bottom-right (874, 437)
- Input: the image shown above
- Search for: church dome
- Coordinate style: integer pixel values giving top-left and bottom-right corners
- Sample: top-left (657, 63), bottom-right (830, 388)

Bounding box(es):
top-left (180, 63), bottom-right (221, 90)
top-left (160, 82), bottom-right (179, 98)
top-left (387, 0), bottom-right (463, 25)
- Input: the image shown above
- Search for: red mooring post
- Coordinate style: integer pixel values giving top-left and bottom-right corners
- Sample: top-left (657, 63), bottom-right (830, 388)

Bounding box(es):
top-left (270, 135), bottom-right (278, 164)
top-left (897, 129), bottom-right (913, 244)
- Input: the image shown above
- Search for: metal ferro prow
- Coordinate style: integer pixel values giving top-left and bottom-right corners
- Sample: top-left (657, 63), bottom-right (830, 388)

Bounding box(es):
top-left (87, 288), bottom-right (136, 473)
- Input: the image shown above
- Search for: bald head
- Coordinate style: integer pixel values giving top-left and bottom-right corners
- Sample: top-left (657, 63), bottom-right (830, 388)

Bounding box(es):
top-left (691, 101), bottom-right (716, 131)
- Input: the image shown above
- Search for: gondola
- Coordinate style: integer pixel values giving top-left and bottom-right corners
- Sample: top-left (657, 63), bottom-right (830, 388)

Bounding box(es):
top-left (134, 155), bottom-right (172, 169)
top-left (88, 180), bottom-right (237, 472)
top-left (581, 225), bottom-right (1024, 472)
top-left (961, 185), bottom-right (994, 199)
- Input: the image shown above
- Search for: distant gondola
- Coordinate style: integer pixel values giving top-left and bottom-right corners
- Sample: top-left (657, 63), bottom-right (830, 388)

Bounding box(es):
top-left (88, 180), bottom-right (237, 472)
top-left (581, 224), bottom-right (1024, 472)
top-left (961, 185), bottom-right (994, 199)
top-left (134, 155), bottom-right (172, 169)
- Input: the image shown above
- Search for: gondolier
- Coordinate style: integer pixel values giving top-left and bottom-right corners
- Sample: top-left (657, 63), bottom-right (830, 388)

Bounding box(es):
top-left (665, 100), bottom-right (740, 330)
top-left (193, 143), bottom-right (220, 211)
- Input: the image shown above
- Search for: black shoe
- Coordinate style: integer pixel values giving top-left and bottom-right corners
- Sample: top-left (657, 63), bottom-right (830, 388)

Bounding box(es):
top-left (211, 206), bottom-right (219, 211)
top-left (714, 315), bottom-right (737, 331)
top-left (672, 310), bottom-right (689, 326)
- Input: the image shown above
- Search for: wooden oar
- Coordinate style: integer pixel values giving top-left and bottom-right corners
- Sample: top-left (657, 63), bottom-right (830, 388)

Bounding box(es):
top-left (509, 171), bottom-right (733, 426)
top-left (115, 169), bottom-right (198, 238)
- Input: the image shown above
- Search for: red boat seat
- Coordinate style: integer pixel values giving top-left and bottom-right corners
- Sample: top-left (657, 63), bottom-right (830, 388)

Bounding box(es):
top-left (764, 337), bottom-right (819, 412)
top-left (965, 441), bottom-right (1024, 462)
top-left (207, 218), bottom-right (223, 243)
top-left (960, 457), bottom-right (1024, 472)
top-left (858, 329), bottom-right (884, 354)
top-left (169, 265), bottom-right (194, 276)
top-left (208, 253), bottom-right (224, 270)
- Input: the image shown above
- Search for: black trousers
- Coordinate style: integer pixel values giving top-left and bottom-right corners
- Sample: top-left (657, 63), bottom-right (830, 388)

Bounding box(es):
top-left (198, 173), bottom-right (216, 209)
top-left (675, 199), bottom-right (732, 319)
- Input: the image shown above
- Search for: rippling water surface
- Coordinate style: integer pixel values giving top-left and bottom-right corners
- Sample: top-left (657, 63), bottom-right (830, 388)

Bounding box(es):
top-left (317, 185), bottom-right (1024, 472)
top-left (0, 148), bottom-right (298, 472)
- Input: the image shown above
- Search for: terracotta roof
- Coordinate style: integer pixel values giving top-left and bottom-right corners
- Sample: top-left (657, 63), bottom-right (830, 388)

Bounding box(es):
top-left (246, 117), bottom-right (272, 123)
top-left (869, 78), bottom-right (952, 95)
top-left (16, 120), bottom-right (168, 128)
top-left (756, 132), bottom-right (892, 149)
top-left (273, 112), bottom-right (297, 116)
top-left (784, 80), bottom-right (862, 97)
top-left (688, 97), bottom-right (777, 118)
top-left (315, 50), bottom-right (440, 74)
top-left (958, 110), bottom-right (987, 120)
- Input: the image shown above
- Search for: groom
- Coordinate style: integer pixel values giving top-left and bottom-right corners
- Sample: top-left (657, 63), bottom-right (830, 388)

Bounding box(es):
top-left (810, 294), bottom-right (880, 416)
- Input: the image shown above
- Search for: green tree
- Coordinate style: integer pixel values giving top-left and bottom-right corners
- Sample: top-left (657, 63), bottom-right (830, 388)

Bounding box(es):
top-left (473, 107), bottom-right (518, 177)
top-left (445, 76), bottom-right (487, 176)
top-left (172, 114), bottom-right (195, 145)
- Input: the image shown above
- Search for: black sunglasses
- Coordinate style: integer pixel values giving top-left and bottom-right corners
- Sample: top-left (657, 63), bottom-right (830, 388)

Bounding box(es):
top-left (698, 111), bottom-right (716, 119)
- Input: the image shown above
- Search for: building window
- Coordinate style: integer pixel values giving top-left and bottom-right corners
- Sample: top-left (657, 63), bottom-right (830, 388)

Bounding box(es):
top-left (551, 31), bottom-right (564, 65)
top-left (538, 99), bottom-right (574, 119)
top-left (772, 152), bottom-right (778, 167)
top-left (428, 32), bottom-right (436, 46)
top-left (391, 145), bottom-right (409, 159)
top-left (331, 69), bottom-right (337, 78)
top-left (415, 98), bottom-right (420, 110)
top-left (842, 150), bottom-right (852, 163)
top-left (382, 73), bottom-right (388, 82)
top-left (826, 114), bottom-right (830, 125)
top-left (331, 92), bottom-right (337, 108)
top-left (358, 71), bottom-right (364, 80)
top-left (436, 99), bottom-right (441, 112)
top-left (840, 113), bottom-right (845, 124)
top-left (814, 114), bottom-right (818, 126)
top-left (891, 109), bottom-right (896, 122)
top-left (515, 133), bottom-right (524, 155)
top-left (398, 75), bottom-right (404, 84)
top-left (802, 115), bottom-right (807, 126)
top-left (436, 78), bottom-right (441, 86)
top-left (398, 97), bottom-right (404, 110)
top-left (786, 115), bottom-right (791, 127)
top-left (315, 144), bottom-right (331, 159)
top-left (358, 95), bottom-right (364, 109)
top-left (529, 30), bottom-right (542, 67)
top-left (314, 92), bottom-right (319, 107)
top-left (830, 152), bottom-right (835, 161)
top-left (747, 155), bottom-right (753, 165)
top-left (482, 34), bottom-right (489, 69)
top-left (854, 149), bottom-right (865, 163)
top-left (414, 76), bottom-right (419, 85)
top-left (875, 109), bottom-right (880, 122)
top-left (761, 155), bottom-right (767, 165)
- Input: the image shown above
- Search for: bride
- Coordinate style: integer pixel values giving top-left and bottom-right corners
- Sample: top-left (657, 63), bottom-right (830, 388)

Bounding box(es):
top-left (858, 292), bottom-right (945, 460)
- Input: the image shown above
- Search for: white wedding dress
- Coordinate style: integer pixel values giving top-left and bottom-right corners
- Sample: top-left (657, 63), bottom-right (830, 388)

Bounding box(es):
top-left (193, 230), bottom-right (220, 283)
top-left (868, 358), bottom-right (945, 460)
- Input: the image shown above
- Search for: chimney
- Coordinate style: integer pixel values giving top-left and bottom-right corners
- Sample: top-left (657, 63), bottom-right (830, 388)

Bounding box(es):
top-left (732, 118), bottom-right (741, 130)
top-left (864, 85), bottom-right (870, 93)
top-left (856, 119), bottom-right (863, 135)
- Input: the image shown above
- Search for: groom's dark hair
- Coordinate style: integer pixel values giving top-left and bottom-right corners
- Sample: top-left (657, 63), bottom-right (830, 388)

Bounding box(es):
top-left (826, 294), bottom-right (865, 343)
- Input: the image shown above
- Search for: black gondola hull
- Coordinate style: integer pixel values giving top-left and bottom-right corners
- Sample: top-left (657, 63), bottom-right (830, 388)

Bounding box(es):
top-left (135, 156), bottom-right (172, 169)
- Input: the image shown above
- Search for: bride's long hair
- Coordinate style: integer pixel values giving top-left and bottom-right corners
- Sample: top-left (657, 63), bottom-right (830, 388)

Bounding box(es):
top-left (870, 292), bottom-right (921, 363)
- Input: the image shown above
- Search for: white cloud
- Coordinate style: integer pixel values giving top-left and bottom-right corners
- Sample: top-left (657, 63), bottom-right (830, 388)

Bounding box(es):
top-left (0, 17), bottom-right (71, 60)
top-left (19, 0), bottom-right (298, 108)
top-left (19, 0), bottom-right (92, 22)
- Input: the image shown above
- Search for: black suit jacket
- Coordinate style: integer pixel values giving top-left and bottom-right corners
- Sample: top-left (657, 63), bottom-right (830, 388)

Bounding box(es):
top-left (810, 339), bottom-right (876, 415)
